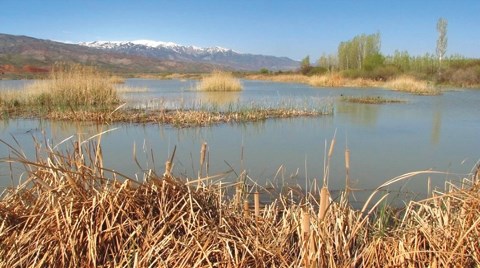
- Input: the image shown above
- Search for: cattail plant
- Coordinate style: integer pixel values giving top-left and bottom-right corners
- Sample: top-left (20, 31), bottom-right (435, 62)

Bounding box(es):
top-left (254, 190), bottom-right (260, 221)
top-left (345, 148), bottom-right (351, 196)
top-left (1, 136), bottom-right (479, 267)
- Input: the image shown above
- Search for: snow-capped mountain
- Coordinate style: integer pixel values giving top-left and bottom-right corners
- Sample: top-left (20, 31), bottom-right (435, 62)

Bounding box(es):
top-left (0, 33), bottom-right (216, 74)
top-left (79, 40), bottom-right (299, 71)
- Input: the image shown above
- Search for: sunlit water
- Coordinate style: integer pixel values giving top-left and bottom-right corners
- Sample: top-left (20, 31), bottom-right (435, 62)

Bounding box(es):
top-left (1, 79), bottom-right (479, 206)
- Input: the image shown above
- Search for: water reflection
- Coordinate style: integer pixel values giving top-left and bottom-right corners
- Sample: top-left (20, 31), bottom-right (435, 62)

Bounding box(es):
top-left (1, 80), bottom-right (480, 207)
top-left (198, 91), bottom-right (241, 106)
top-left (431, 98), bottom-right (443, 145)
top-left (335, 99), bottom-right (380, 126)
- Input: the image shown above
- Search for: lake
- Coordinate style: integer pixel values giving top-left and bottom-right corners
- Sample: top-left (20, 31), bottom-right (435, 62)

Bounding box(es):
top-left (1, 79), bottom-right (479, 205)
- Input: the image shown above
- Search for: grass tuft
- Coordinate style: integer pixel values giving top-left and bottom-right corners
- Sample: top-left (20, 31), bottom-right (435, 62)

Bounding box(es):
top-left (0, 63), bottom-right (121, 110)
top-left (385, 76), bottom-right (440, 95)
top-left (198, 71), bottom-right (242, 91)
top-left (309, 73), bottom-right (344, 87)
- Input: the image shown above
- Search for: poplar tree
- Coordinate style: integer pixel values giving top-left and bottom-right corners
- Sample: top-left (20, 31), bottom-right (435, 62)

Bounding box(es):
top-left (436, 18), bottom-right (448, 66)
top-left (337, 33), bottom-right (381, 70)
top-left (300, 56), bottom-right (312, 75)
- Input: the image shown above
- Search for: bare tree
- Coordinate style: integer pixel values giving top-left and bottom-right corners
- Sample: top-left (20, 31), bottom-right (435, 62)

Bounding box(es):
top-left (436, 18), bottom-right (448, 66)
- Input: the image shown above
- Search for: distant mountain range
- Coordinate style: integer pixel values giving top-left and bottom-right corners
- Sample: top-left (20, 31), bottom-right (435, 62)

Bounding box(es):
top-left (79, 40), bottom-right (299, 71)
top-left (0, 33), bottom-right (299, 75)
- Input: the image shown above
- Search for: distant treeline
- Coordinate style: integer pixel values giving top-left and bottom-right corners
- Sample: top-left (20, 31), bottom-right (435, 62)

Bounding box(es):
top-left (295, 32), bottom-right (480, 87)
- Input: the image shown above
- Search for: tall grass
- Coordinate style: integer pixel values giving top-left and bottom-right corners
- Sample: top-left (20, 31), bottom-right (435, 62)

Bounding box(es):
top-left (0, 63), bottom-right (120, 110)
top-left (308, 73), bottom-right (344, 87)
top-left (1, 137), bottom-right (479, 267)
top-left (246, 73), bottom-right (310, 84)
top-left (246, 73), bottom-right (381, 88)
top-left (198, 71), bottom-right (242, 91)
top-left (385, 76), bottom-right (440, 95)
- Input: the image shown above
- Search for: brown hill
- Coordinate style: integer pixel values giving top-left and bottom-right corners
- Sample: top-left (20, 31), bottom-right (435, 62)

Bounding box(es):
top-left (0, 33), bottom-right (216, 75)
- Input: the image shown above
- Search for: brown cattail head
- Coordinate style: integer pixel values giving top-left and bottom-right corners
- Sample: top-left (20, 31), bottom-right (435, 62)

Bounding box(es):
top-left (345, 149), bottom-right (350, 170)
top-left (319, 186), bottom-right (330, 220)
top-left (328, 138), bottom-right (336, 159)
top-left (164, 160), bottom-right (173, 177)
top-left (301, 206), bottom-right (310, 236)
top-left (200, 142), bottom-right (207, 167)
top-left (243, 199), bottom-right (249, 218)
top-left (254, 191), bottom-right (260, 219)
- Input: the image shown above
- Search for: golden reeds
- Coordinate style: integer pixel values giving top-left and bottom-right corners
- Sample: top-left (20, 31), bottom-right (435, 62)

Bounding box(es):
top-left (309, 73), bottom-right (344, 87)
top-left (198, 71), bottom-right (242, 91)
top-left (245, 73), bottom-right (311, 84)
top-left (1, 138), bottom-right (479, 267)
top-left (0, 63), bottom-right (121, 110)
top-left (385, 76), bottom-right (440, 95)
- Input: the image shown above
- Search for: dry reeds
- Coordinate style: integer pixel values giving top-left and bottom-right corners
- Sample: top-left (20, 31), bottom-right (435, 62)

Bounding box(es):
top-left (385, 76), bottom-right (440, 95)
top-left (0, 63), bottom-right (120, 110)
top-left (245, 73), bottom-right (310, 84)
top-left (341, 95), bottom-right (405, 104)
top-left (309, 73), bottom-right (344, 87)
top-left (198, 71), bottom-right (242, 91)
top-left (1, 138), bottom-right (479, 267)
top-left (38, 105), bottom-right (331, 127)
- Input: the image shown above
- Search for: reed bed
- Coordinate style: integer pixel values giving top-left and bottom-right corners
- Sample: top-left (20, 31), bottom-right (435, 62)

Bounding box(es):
top-left (42, 105), bottom-right (331, 127)
top-left (385, 76), bottom-right (440, 95)
top-left (1, 136), bottom-right (479, 267)
top-left (198, 71), bottom-right (242, 91)
top-left (245, 74), bottom-right (311, 84)
top-left (247, 73), bottom-right (381, 88)
top-left (341, 96), bottom-right (406, 104)
top-left (0, 63), bottom-right (121, 110)
top-left (308, 73), bottom-right (344, 87)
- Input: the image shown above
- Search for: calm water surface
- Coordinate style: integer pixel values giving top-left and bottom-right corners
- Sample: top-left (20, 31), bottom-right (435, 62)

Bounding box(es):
top-left (1, 79), bottom-right (479, 205)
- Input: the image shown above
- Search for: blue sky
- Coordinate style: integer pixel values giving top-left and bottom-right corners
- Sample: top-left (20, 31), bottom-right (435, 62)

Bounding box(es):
top-left (1, 1), bottom-right (479, 61)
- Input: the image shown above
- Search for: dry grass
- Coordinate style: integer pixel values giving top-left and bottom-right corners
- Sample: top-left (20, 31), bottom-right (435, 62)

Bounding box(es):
top-left (308, 73), bottom-right (344, 87)
top-left (385, 76), bottom-right (440, 95)
top-left (0, 63), bottom-right (121, 110)
top-left (341, 96), bottom-right (406, 104)
top-left (246, 73), bottom-right (382, 89)
top-left (245, 73), bottom-right (310, 84)
top-left (198, 71), bottom-right (242, 91)
top-left (1, 135), bottom-right (479, 267)
top-left (343, 78), bottom-right (382, 88)
top-left (41, 105), bottom-right (331, 127)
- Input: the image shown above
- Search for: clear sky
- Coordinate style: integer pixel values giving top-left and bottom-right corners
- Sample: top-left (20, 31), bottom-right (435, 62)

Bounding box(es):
top-left (1, 0), bottom-right (479, 61)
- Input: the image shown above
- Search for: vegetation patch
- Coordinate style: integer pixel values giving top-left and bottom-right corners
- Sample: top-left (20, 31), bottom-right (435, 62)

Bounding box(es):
top-left (44, 106), bottom-right (331, 127)
top-left (245, 73), bottom-right (310, 84)
top-left (0, 63), bottom-right (121, 110)
top-left (341, 95), bottom-right (406, 104)
top-left (308, 73), bottom-right (344, 87)
top-left (198, 71), bottom-right (242, 91)
top-left (385, 76), bottom-right (440, 95)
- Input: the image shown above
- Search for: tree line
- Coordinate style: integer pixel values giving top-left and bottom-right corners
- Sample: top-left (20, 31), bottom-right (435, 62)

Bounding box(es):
top-left (296, 18), bottom-right (480, 86)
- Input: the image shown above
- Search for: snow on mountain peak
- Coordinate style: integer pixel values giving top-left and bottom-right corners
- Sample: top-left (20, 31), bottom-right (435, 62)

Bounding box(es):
top-left (79, 40), bottom-right (234, 54)
top-left (130, 40), bottom-right (179, 48)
